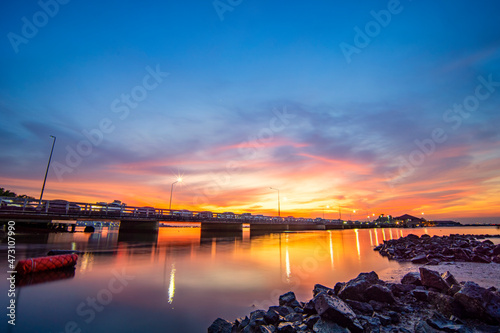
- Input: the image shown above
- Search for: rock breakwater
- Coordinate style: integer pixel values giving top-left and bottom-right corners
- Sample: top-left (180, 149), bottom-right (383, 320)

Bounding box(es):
top-left (208, 268), bottom-right (500, 332)
top-left (374, 234), bottom-right (500, 264)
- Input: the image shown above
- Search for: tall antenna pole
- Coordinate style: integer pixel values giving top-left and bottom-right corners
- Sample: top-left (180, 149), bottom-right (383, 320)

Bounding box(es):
top-left (40, 135), bottom-right (56, 204)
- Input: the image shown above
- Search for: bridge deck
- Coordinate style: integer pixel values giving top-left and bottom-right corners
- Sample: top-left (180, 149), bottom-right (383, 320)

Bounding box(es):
top-left (0, 197), bottom-right (376, 229)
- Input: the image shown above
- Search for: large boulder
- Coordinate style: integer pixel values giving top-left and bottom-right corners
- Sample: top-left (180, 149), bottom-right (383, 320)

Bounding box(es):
top-left (419, 267), bottom-right (450, 291)
top-left (453, 248), bottom-right (471, 261)
top-left (453, 281), bottom-right (500, 325)
top-left (303, 299), bottom-right (317, 315)
top-left (249, 310), bottom-right (267, 327)
top-left (337, 271), bottom-right (382, 302)
top-left (283, 312), bottom-right (302, 323)
top-left (344, 300), bottom-right (374, 315)
top-left (313, 284), bottom-right (335, 297)
top-left (313, 319), bottom-right (350, 332)
top-left (425, 313), bottom-right (468, 333)
top-left (390, 283), bottom-right (416, 297)
top-left (406, 234), bottom-right (420, 241)
top-left (411, 254), bottom-right (429, 264)
top-left (414, 320), bottom-right (442, 332)
top-left (440, 271), bottom-right (459, 287)
top-left (208, 318), bottom-right (233, 333)
top-left (264, 309), bottom-right (279, 326)
top-left (269, 306), bottom-right (294, 317)
top-left (364, 284), bottom-right (396, 303)
top-left (276, 322), bottom-right (294, 333)
top-left (279, 291), bottom-right (301, 308)
top-left (304, 315), bottom-right (320, 329)
top-left (254, 325), bottom-right (276, 333)
top-left (333, 282), bottom-right (345, 295)
top-left (428, 292), bottom-right (464, 318)
top-left (313, 292), bottom-right (363, 333)
top-left (401, 272), bottom-right (422, 286)
top-left (410, 289), bottom-right (430, 302)
top-left (471, 254), bottom-right (491, 263)
top-left (493, 244), bottom-right (500, 256)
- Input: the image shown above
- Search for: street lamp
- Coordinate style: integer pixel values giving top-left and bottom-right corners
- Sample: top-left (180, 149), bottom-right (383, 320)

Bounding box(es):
top-left (39, 135), bottom-right (56, 204)
top-left (169, 177), bottom-right (183, 211)
top-left (270, 187), bottom-right (280, 217)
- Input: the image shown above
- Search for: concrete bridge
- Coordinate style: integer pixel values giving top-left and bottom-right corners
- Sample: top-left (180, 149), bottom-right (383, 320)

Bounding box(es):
top-left (0, 197), bottom-right (379, 234)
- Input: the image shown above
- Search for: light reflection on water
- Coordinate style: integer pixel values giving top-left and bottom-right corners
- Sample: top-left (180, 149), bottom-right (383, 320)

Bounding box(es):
top-left (168, 263), bottom-right (176, 305)
top-left (0, 226), bottom-right (499, 332)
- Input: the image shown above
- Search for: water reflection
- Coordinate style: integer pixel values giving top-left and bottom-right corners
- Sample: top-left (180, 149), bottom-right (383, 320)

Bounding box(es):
top-left (16, 268), bottom-right (75, 287)
top-left (2, 226), bottom-right (499, 333)
top-left (354, 229), bottom-right (361, 260)
top-left (168, 263), bottom-right (176, 304)
top-left (285, 235), bottom-right (291, 282)
top-left (79, 253), bottom-right (95, 273)
top-left (329, 231), bottom-right (334, 269)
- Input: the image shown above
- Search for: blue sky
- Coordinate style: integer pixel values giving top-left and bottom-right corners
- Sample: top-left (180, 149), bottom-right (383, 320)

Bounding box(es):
top-left (1, 0), bottom-right (499, 220)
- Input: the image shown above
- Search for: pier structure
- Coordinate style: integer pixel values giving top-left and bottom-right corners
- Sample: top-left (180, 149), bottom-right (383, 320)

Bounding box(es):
top-left (0, 197), bottom-right (391, 234)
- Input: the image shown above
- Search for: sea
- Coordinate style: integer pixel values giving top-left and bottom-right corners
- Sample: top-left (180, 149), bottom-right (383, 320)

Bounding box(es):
top-left (1, 225), bottom-right (499, 332)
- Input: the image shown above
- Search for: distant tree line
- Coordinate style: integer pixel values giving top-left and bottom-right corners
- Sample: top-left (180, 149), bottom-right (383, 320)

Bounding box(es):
top-left (0, 187), bottom-right (34, 199)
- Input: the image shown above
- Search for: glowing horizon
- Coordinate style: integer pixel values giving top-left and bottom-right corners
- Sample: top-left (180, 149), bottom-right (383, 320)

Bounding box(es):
top-left (1, 2), bottom-right (499, 223)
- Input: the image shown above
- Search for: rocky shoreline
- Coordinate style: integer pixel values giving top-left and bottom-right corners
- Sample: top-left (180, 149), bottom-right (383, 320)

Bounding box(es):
top-left (374, 234), bottom-right (500, 264)
top-left (209, 268), bottom-right (500, 332)
top-left (208, 234), bottom-right (500, 332)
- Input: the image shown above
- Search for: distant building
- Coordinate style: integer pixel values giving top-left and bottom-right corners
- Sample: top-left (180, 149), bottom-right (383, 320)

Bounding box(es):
top-left (432, 220), bottom-right (461, 226)
top-left (394, 214), bottom-right (425, 228)
top-left (375, 214), bottom-right (394, 224)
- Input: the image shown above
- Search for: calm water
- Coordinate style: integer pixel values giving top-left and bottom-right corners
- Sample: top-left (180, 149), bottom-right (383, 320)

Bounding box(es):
top-left (1, 225), bottom-right (499, 332)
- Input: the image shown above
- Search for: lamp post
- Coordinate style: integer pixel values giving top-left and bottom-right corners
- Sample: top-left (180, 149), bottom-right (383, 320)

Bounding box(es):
top-left (169, 177), bottom-right (182, 211)
top-left (39, 135), bottom-right (56, 205)
top-left (270, 187), bottom-right (280, 217)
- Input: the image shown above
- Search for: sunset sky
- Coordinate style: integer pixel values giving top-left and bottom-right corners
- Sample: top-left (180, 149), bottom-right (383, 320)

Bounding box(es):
top-left (1, 1), bottom-right (499, 222)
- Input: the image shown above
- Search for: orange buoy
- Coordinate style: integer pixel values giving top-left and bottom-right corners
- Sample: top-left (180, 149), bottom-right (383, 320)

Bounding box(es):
top-left (15, 254), bottom-right (78, 275)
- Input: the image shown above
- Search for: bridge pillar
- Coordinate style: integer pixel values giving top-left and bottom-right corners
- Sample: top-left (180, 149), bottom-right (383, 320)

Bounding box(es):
top-left (119, 220), bottom-right (159, 233)
top-left (250, 224), bottom-right (289, 232)
top-left (288, 224), bottom-right (325, 231)
top-left (201, 222), bottom-right (242, 232)
top-left (249, 223), bottom-right (288, 237)
top-left (324, 224), bottom-right (344, 230)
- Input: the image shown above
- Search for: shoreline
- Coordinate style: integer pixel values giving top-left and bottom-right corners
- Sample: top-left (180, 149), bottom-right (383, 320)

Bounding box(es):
top-left (209, 266), bottom-right (500, 332)
top-left (378, 261), bottom-right (500, 290)
top-left (209, 233), bottom-right (500, 332)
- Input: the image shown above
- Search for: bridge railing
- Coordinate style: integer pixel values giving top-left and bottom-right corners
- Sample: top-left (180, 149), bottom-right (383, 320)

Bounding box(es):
top-left (0, 197), bottom-right (169, 218)
top-left (0, 196), bottom-right (366, 224)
